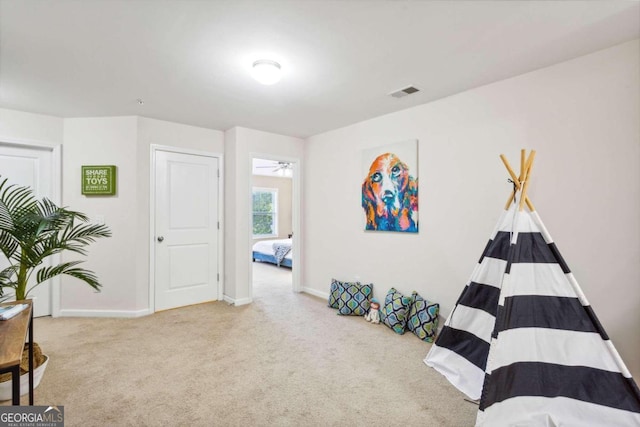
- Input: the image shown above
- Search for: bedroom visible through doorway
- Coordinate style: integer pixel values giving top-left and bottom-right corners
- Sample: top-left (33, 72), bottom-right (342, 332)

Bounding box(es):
top-left (250, 157), bottom-right (295, 298)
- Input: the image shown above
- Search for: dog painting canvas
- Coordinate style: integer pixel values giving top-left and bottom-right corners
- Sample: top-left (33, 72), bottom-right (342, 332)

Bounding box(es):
top-left (362, 140), bottom-right (418, 232)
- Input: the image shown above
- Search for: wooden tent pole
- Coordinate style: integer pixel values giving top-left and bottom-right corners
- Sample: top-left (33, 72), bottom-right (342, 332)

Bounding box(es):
top-left (524, 193), bottom-right (535, 212)
top-left (500, 151), bottom-right (536, 211)
top-left (519, 150), bottom-right (536, 211)
top-left (500, 154), bottom-right (520, 185)
top-left (500, 154), bottom-right (520, 209)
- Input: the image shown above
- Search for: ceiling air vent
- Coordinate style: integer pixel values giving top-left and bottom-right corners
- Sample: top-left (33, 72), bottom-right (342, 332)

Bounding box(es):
top-left (389, 85), bottom-right (420, 98)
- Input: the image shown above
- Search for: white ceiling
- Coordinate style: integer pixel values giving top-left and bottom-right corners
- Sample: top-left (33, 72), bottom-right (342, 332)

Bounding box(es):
top-left (1, 1), bottom-right (638, 138)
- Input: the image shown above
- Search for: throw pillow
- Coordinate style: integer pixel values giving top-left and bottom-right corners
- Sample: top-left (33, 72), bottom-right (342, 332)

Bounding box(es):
top-left (337, 282), bottom-right (373, 316)
top-left (407, 292), bottom-right (440, 342)
top-left (328, 279), bottom-right (359, 309)
top-left (328, 279), bottom-right (342, 308)
top-left (381, 288), bottom-right (413, 334)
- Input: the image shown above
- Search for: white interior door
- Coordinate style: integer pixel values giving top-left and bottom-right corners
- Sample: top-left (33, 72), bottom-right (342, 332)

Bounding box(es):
top-left (0, 143), bottom-right (54, 317)
top-left (154, 150), bottom-right (219, 311)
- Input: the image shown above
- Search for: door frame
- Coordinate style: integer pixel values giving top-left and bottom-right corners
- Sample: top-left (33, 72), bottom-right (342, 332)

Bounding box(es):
top-left (0, 136), bottom-right (62, 317)
top-left (149, 144), bottom-right (224, 313)
top-left (248, 152), bottom-right (302, 298)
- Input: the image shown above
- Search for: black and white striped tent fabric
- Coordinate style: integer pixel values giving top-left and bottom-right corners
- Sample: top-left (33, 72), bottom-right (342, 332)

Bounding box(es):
top-left (425, 203), bottom-right (640, 426)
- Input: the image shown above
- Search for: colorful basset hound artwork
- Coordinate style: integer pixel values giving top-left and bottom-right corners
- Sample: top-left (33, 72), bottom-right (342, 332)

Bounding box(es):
top-left (362, 152), bottom-right (418, 232)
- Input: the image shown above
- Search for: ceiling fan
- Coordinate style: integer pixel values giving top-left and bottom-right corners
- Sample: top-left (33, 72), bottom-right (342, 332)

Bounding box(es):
top-left (256, 161), bottom-right (293, 172)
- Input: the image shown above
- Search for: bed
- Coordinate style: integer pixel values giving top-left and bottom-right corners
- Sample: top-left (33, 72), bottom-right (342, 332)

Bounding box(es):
top-left (252, 238), bottom-right (293, 268)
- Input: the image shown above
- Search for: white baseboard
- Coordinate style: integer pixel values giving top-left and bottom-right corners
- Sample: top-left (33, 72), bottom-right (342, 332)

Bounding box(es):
top-left (223, 295), bottom-right (253, 306)
top-left (302, 287), bottom-right (329, 301)
top-left (58, 308), bottom-right (152, 318)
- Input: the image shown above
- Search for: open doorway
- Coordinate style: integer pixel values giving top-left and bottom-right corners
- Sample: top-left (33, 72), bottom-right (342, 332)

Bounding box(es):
top-left (250, 157), bottom-right (298, 300)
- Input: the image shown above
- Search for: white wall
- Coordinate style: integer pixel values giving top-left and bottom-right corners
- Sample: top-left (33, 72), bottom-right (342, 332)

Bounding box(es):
top-left (0, 108), bottom-right (63, 144)
top-left (303, 39), bottom-right (640, 377)
top-left (225, 127), bottom-right (303, 304)
top-left (0, 113), bottom-right (225, 315)
top-left (60, 116), bottom-right (224, 316)
top-left (62, 117), bottom-right (140, 314)
top-left (224, 127), bottom-right (241, 302)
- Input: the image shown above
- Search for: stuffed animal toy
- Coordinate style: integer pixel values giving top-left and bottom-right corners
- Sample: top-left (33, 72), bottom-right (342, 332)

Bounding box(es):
top-left (365, 300), bottom-right (381, 324)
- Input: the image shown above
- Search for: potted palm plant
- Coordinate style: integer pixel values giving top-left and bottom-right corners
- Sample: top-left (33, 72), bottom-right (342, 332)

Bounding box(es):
top-left (0, 176), bottom-right (111, 399)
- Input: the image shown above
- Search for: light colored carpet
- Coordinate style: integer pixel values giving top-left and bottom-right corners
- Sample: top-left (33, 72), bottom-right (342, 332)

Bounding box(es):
top-left (3, 262), bottom-right (477, 426)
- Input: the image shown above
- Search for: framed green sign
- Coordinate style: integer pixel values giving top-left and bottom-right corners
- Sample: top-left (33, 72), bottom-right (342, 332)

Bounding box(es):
top-left (81, 165), bottom-right (117, 196)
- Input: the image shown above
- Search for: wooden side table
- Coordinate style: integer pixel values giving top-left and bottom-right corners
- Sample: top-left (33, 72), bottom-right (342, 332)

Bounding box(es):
top-left (0, 300), bottom-right (34, 405)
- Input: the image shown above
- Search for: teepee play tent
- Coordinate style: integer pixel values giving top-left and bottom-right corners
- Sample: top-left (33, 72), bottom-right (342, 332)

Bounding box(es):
top-left (425, 150), bottom-right (640, 426)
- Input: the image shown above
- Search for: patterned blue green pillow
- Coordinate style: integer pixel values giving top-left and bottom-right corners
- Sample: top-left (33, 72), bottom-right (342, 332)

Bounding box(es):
top-left (337, 283), bottom-right (373, 316)
top-left (407, 292), bottom-right (440, 342)
top-left (328, 279), bottom-right (360, 309)
top-left (381, 288), bottom-right (413, 334)
top-left (328, 279), bottom-right (341, 308)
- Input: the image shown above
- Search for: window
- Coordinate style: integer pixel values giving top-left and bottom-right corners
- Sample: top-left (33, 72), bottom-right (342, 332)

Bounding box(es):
top-left (252, 187), bottom-right (278, 238)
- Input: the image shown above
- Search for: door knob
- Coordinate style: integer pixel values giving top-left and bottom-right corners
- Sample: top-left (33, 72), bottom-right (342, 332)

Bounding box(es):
top-left (157, 236), bottom-right (164, 242)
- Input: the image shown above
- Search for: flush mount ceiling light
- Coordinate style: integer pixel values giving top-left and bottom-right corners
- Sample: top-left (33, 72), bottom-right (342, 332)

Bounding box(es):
top-left (252, 59), bottom-right (282, 85)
